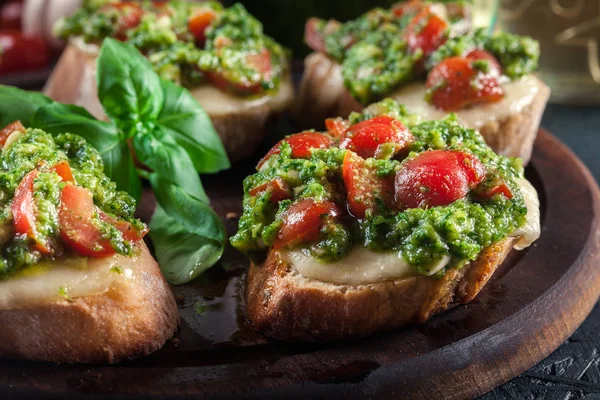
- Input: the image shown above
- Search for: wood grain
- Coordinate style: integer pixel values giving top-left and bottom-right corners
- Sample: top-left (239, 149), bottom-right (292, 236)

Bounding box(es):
top-left (0, 129), bottom-right (598, 400)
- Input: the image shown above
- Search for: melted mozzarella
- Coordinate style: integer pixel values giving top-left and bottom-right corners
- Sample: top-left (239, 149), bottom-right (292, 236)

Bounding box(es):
top-left (0, 254), bottom-right (136, 310)
top-left (511, 178), bottom-right (541, 250)
top-left (390, 75), bottom-right (544, 128)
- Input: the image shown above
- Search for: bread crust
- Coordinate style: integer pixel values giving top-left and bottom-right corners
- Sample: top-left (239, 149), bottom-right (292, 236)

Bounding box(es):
top-left (246, 237), bottom-right (515, 341)
top-left (294, 52), bottom-right (550, 164)
top-left (43, 42), bottom-right (294, 163)
top-left (0, 243), bottom-right (179, 364)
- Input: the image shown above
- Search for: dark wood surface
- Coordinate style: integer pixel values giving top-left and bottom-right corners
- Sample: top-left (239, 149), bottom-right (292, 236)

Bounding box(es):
top-left (1, 129), bottom-right (599, 400)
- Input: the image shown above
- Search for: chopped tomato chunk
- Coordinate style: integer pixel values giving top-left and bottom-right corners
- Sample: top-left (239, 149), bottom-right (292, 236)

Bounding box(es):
top-left (391, 0), bottom-right (425, 18)
top-left (99, 211), bottom-right (148, 242)
top-left (394, 149), bottom-right (486, 209)
top-left (52, 160), bottom-right (75, 183)
top-left (206, 48), bottom-right (272, 95)
top-left (249, 178), bottom-right (292, 203)
top-left (426, 56), bottom-right (505, 111)
top-left (0, 120), bottom-right (24, 147)
top-left (100, 2), bottom-right (144, 40)
top-left (404, 7), bottom-right (448, 58)
top-left (340, 116), bottom-right (414, 159)
top-left (465, 49), bottom-right (502, 77)
top-left (325, 117), bottom-right (350, 138)
top-left (342, 151), bottom-right (395, 219)
top-left (473, 177), bottom-right (513, 201)
top-left (257, 132), bottom-right (333, 169)
top-left (305, 18), bottom-right (341, 53)
top-left (273, 199), bottom-right (339, 249)
top-left (188, 8), bottom-right (216, 46)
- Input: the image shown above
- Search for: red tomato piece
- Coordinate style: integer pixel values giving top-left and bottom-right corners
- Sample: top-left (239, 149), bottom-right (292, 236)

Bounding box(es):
top-left (465, 49), bottom-right (502, 77)
top-left (342, 151), bottom-right (395, 219)
top-left (249, 178), bottom-right (292, 203)
top-left (206, 48), bottom-right (272, 95)
top-left (403, 7), bottom-right (448, 58)
top-left (188, 8), bottom-right (216, 46)
top-left (304, 18), bottom-right (341, 53)
top-left (99, 211), bottom-right (148, 242)
top-left (52, 160), bottom-right (75, 183)
top-left (391, 0), bottom-right (425, 18)
top-left (394, 149), bottom-right (486, 209)
top-left (0, 120), bottom-right (24, 147)
top-left (257, 132), bottom-right (333, 169)
top-left (0, 1), bottom-right (23, 31)
top-left (273, 199), bottom-right (339, 250)
top-left (0, 32), bottom-right (49, 74)
top-left (473, 179), bottom-right (513, 201)
top-left (340, 116), bottom-right (414, 159)
top-left (59, 184), bottom-right (115, 257)
top-left (101, 2), bottom-right (144, 40)
top-left (325, 117), bottom-right (350, 138)
top-left (426, 56), bottom-right (505, 111)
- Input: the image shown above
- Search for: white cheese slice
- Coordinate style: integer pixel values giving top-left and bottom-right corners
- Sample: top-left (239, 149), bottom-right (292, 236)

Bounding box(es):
top-left (389, 75), bottom-right (545, 129)
top-left (0, 254), bottom-right (136, 310)
top-left (511, 178), bottom-right (541, 250)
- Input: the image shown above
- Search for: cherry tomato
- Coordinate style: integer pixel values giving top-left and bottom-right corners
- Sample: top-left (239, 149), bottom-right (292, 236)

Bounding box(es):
top-left (340, 116), bottom-right (414, 159)
top-left (11, 169), bottom-right (51, 254)
top-left (394, 149), bottom-right (486, 209)
top-left (249, 178), bottom-right (292, 203)
top-left (325, 117), bottom-right (350, 138)
top-left (273, 199), bottom-right (339, 250)
top-left (342, 151), bottom-right (395, 219)
top-left (0, 32), bottom-right (49, 74)
top-left (465, 49), bottom-right (502, 77)
top-left (100, 2), bottom-right (144, 40)
top-left (206, 48), bottom-right (272, 95)
top-left (473, 178), bottom-right (513, 201)
top-left (99, 211), bottom-right (148, 242)
top-left (426, 56), bottom-right (505, 111)
top-left (403, 7), bottom-right (448, 58)
top-left (257, 132), bottom-right (333, 169)
top-left (52, 160), bottom-right (75, 183)
top-left (0, 120), bottom-right (24, 147)
top-left (0, 1), bottom-right (23, 31)
top-left (188, 8), bottom-right (216, 46)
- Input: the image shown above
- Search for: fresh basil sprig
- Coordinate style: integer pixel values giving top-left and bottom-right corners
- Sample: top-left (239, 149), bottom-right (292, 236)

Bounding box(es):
top-left (0, 38), bottom-right (230, 284)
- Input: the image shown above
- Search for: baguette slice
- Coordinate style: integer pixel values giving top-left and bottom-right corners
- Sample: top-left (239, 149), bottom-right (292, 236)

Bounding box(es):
top-left (294, 52), bottom-right (550, 164)
top-left (247, 237), bottom-right (515, 342)
top-left (43, 40), bottom-right (294, 163)
top-left (0, 242), bottom-right (179, 364)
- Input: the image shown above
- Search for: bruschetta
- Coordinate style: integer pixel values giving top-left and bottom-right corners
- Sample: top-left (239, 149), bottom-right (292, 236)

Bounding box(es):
top-left (0, 121), bottom-right (178, 363)
top-left (295, 0), bottom-right (550, 164)
top-left (48, 1), bottom-right (294, 162)
top-left (231, 99), bottom-right (540, 341)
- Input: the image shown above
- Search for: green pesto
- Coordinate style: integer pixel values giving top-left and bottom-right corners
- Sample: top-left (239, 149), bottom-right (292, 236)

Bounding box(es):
top-left (56, 1), bottom-right (288, 94)
top-left (230, 99), bottom-right (527, 275)
top-left (0, 129), bottom-right (145, 276)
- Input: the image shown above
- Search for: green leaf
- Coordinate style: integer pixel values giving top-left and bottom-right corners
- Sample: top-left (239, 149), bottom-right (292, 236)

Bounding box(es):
top-left (132, 128), bottom-right (207, 201)
top-left (0, 85), bottom-right (52, 128)
top-left (96, 38), bottom-right (164, 134)
top-left (150, 204), bottom-right (224, 285)
top-left (157, 79), bottom-right (230, 174)
top-left (103, 140), bottom-right (142, 202)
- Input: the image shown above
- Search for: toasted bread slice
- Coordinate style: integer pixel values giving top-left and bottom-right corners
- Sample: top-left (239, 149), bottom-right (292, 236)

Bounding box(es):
top-left (294, 52), bottom-right (550, 164)
top-left (246, 237), bottom-right (515, 341)
top-left (0, 242), bottom-right (178, 364)
top-left (43, 41), bottom-right (294, 163)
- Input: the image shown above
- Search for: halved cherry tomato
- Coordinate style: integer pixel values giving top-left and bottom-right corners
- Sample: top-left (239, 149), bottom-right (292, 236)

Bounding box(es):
top-left (100, 2), bottom-right (144, 40)
top-left (52, 160), bottom-right (75, 183)
top-left (465, 49), bottom-right (502, 77)
top-left (426, 56), bottom-right (505, 111)
top-left (257, 132), bottom-right (333, 169)
top-left (58, 184), bottom-right (116, 257)
top-left (473, 178), bottom-right (513, 201)
top-left (0, 32), bottom-right (49, 74)
top-left (342, 151), bottom-right (395, 218)
top-left (99, 211), bottom-right (148, 242)
top-left (0, 120), bottom-right (24, 147)
top-left (206, 48), bottom-right (272, 95)
top-left (249, 177), bottom-right (292, 203)
top-left (340, 116), bottom-right (414, 159)
top-left (188, 8), bottom-right (216, 46)
top-left (11, 169), bottom-right (51, 254)
top-left (325, 117), bottom-right (350, 138)
top-left (403, 7), bottom-right (448, 58)
top-left (0, 1), bottom-right (23, 31)
top-left (394, 149), bottom-right (486, 209)
top-left (273, 199), bottom-right (339, 250)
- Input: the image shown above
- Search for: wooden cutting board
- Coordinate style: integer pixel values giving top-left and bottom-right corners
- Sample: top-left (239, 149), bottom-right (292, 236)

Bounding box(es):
top-left (1, 129), bottom-right (599, 400)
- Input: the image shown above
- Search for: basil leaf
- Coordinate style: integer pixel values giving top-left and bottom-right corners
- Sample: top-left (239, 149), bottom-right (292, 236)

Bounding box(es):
top-left (0, 85), bottom-right (52, 128)
top-left (157, 79), bottom-right (230, 174)
top-left (103, 140), bottom-right (142, 202)
top-left (97, 38), bottom-right (164, 135)
top-left (132, 127), bottom-right (207, 201)
top-left (150, 204), bottom-right (224, 285)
